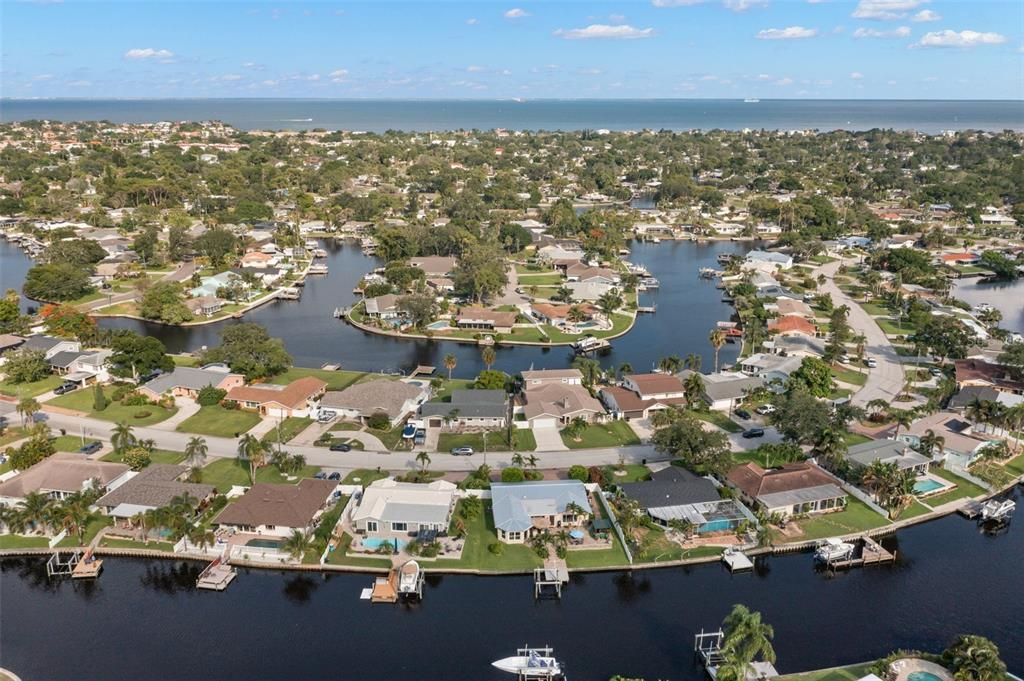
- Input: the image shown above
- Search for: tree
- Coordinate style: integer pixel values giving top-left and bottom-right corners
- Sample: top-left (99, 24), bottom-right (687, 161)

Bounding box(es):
top-left (416, 450), bottom-right (431, 473)
top-left (563, 416), bottom-right (588, 442)
top-left (282, 529), bottom-right (313, 562)
top-left (139, 281), bottom-right (193, 324)
top-left (194, 227), bottom-right (239, 266)
top-left (651, 410), bottom-right (731, 474)
top-left (597, 289), bottom-right (623, 316)
top-left (236, 433), bottom-right (269, 483)
top-left (684, 353), bottom-right (702, 372)
top-left (916, 429), bottom-right (945, 458)
top-left (23, 263), bottom-right (94, 302)
top-left (891, 409), bottom-right (914, 438)
top-left (786, 356), bottom-right (836, 398)
top-left (18, 491), bottom-right (54, 534)
top-left (42, 239), bottom-right (107, 267)
top-left (200, 323), bottom-right (292, 380)
top-left (451, 243), bottom-right (508, 303)
top-left (474, 369), bottom-right (508, 390)
top-left (1, 348), bottom-right (50, 384)
top-left (196, 385), bottom-right (226, 407)
top-left (111, 421), bottom-right (136, 454)
top-left (396, 292), bottom-right (436, 329)
top-left (185, 436), bottom-right (208, 469)
top-left (716, 604), bottom-right (776, 681)
top-left (942, 635), bottom-right (1006, 681)
top-left (93, 383), bottom-right (108, 412)
top-left (10, 425), bottom-right (55, 471)
top-left (121, 446), bottom-right (152, 471)
top-left (480, 345), bottom-right (496, 371)
top-left (771, 390), bottom-right (833, 445)
top-left (443, 353), bottom-right (457, 380)
top-left (912, 315), bottom-right (975, 363)
top-left (997, 341), bottom-right (1024, 378)
top-left (567, 464), bottom-right (589, 482)
top-left (658, 355), bottom-right (683, 374)
top-left (572, 357), bottom-right (602, 387)
top-left (683, 372), bottom-right (705, 406)
top-left (15, 397), bottom-right (40, 428)
top-left (709, 329), bottom-right (727, 373)
top-left (41, 304), bottom-right (96, 340)
top-left (108, 331), bottom-right (174, 379)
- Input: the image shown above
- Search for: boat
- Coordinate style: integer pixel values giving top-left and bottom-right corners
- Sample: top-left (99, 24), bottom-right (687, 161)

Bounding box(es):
top-left (698, 267), bottom-right (718, 279)
top-left (981, 499), bottom-right (1015, 522)
top-left (572, 335), bottom-right (610, 355)
top-left (312, 248), bottom-right (328, 258)
top-left (397, 560), bottom-right (421, 595)
top-left (492, 647), bottom-right (563, 678)
top-left (308, 264), bottom-right (329, 274)
top-left (813, 538), bottom-right (856, 563)
top-left (717, 253), bottom-right (736, 265)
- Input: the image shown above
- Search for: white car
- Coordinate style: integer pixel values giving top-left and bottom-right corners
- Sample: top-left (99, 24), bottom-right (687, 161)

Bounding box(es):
top-left (865, 358), bottom-right (878, 368)
top-left (755, 404), bottom-right (776, 416)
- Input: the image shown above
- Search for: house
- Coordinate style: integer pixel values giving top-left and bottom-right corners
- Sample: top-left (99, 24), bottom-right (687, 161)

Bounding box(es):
top-left (679, 371), bottom-right (765, 412)
top-left (455, 307), bottom-right (517, 334)
top-left (517, 376), bottom-right (605, 428)
top-left (599, 386), bottom-right (679, 421)
top-left (138, 365), bottom-right (246, 400)
top-left (20, 335), bottom-right (80, 360)
top-left (491, 480), bottom-right (593, 543)
top-left (530, 302), bottom-right (600, 330)
top-left (0, 334), bottom-right (25, 357)
top-left (537, 244), bottom-right (584, 264)
top-left (765, 335), bottom-right (828, 358)
top-left (226, 376), bottom-right (328, 418)
top-left (940, 252), bottom-right (980, 265)
top-left (566, 281), bottom-right (615, 302)
top-left (351, 479), bottom-right (457, 535)
top-left (744, 250), bottom-right (793, 270)
top-left (711, 222), bottom-right (744, 236)
top-left (62, 349), bottom-right (114, 386)
top-left (767, 298), bottom-right (814, 319)
top-left (622, 373), bottom-right (687, 401)
top-left (846, 440), bottom-right (931, 477)
top-left (364, 294), bottom-right (401, 321)
top-left (898, 411), bottom-right (998, 467)
top-left (954, 359), bottom-right (1024, 395)
top-left (185, 296), bottom-right (224, 318)
top-left (520, 369), bottom-right (584, 387)
top-left (619, 466), bottom-right (754, 533)
top-left (408, 256), bottom-right (457, 277)
top-left (726, 461), bottom-right (847, 519)
top-left (565, 263), bottom-right (620, 285)
top-left (212, 479), bottom-right (338, 537)
top-left (738, 353), bottom-right (804, 385)
top-left (96, 464), bottom-right (216, 524)
top-left (240, 251), bottom-right (275, 268)
top-left (0, 454), bottom-right (130, 506)
top-left (769, 315), bottom-right (818, 338)
top-left (426, 277), bottom-right (455, 293)
top-left (320, 379), bottom-right (429, 426)
top-left (189, 272), bottom-right (243, 299)
top-left (48, 349), bottom-right (89, 375)
top-left (419, 389), bottom-right (508, 429)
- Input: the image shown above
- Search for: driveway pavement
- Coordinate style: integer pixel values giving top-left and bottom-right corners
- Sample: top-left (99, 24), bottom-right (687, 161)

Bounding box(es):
top-left (531, 425), bottom-right (568, 451)
top-left (149, 398), bottom-right (201, 431)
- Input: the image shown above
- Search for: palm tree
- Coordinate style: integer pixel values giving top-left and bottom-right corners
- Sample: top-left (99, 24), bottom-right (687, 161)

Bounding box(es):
top-left (54, 494), bottom-right (94, 546)
top-left (683, 372), bottom-right (705, 407)
top-left (563, 417), bottom-right (588, 443)
top-left (717, 605), bottom-right (777, 681)
top-left (597, 289), bottom-right (622, 316)
top-left (525, 454), bottom-right (539, 469)
top-left (510, 451), bottom-right (526, 468)
top-left (443, 353), bottom-right (457, 380)
top-left (18, 491), bottom-right (52, 534)
top-left (866, 398), bottom-right (889, 419)
top-left (415, 450), bottom-right (431, 473)
top-left (942, 635), bottom-right (1007, 681)
top-left (813, 427), bottom-right (847, 469)
top-left (187, 525), bottom-right (216, 553)
top-left (282, 529), bottom-right (313, 562)
top-left (567, 305), bottom-right (588, 324)
top-left (111, 421), bottom-right (136, 454)
top-left (617, 362), bottom-right (633, 378)
top-left (480, 345), bottom-right (496, 370)
top-left (684, 353), bottom-right (702, 372)
top-left (16, 397), bottom-right (40, 428)
top-left (657, 355), bottom-right (683, 374)
top-left (916, 429), bottom-right (945, 459)
top-left (184, 436), bottom-right (208, 470)
top-left (709, 328), bottom-right (727, 373)
top-left (572, 357), bottom-right (602, 387)
top-left (891, 409), bottom-right (914, 438)
top-left (236, 433), bottom-right (268, 483)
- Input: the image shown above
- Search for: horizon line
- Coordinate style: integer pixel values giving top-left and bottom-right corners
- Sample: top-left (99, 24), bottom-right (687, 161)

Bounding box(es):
top-left (3, 96), bottom-right (1023, 103)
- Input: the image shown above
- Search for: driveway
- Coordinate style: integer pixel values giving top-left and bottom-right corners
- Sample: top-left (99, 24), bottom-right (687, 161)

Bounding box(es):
top-left (531, 425), bottom-right (567, 451)
top-left (818, 259), bottom-right (903, 407)
top-left (148, 398), bottom-right (201, 431)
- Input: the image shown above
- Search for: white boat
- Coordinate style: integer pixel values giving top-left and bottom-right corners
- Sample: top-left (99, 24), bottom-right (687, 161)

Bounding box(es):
top-left (397, 560), bottom-right (420, 595)
top-left (981, 499), bottom-right (1015, 522)
top-left (813, 537), bottom-right (855, 563)
top-left (492, 649), bottom-right (562, 677)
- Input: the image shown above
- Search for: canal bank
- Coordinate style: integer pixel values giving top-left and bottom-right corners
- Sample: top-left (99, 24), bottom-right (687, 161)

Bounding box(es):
top-left (2, 500), bottom-right (1021, 681)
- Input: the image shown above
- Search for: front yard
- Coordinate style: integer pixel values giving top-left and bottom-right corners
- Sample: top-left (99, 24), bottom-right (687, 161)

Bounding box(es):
top-left (438, 429), bottom-right (537, 453)
top-left (261, 417), bottom-right (313, 445)
top-left (341, 468), bottom-right (390, 487)
top-left (199, 458), bottom-right (321, 493)
top-left (693, 410), bottom-right (743, 433)
top-left (0, 375), bottom-right (63, 398)
top-left (561, 421), bottom-right (640, 449)
top-left (102, 449), bottom-right (185, 466)
top-left (48, 389), bottom-right (178, 427)
top-left (176, 405), bottom-right (261, 437)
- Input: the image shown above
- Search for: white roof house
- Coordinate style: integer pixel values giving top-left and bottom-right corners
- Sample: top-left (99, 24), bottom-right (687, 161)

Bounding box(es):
top-left (490, 480), bottom-right (592, 543)
top-left (351, 479), bottom-right (457, 534)
top-left (744, 250), bottom-right (793, 270)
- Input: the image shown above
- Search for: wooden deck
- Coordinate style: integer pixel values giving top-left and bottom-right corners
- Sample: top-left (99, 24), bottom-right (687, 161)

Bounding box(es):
top-left (71, 550), bottom-right (102, 579)
top-left (370, 570), bottom-right (399, 603)
top-left (826, 537), bottom-right (895, 570)
top-left (196, 557), bottom-right (237, 591)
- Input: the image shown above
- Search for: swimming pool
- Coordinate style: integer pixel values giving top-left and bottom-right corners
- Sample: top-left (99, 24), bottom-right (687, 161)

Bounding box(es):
top-left (913, 478), bottom-right (946, 495)
top-left (362, 537), bottom-right (406, 552)
top-left (426, 320), bottom-right (450, 331)
top-left (245, 538), bottom-right (283, 549)
top-left (908, 671), bottom-right (945, 681)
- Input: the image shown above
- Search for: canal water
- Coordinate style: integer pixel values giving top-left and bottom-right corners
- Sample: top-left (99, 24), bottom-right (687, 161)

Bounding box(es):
top-left (952, 278), bottom-right (1024, 335)
top-left (6, 237), bottom-right (744, 377)
top-left (1, 495), bottom-right (1021, 681)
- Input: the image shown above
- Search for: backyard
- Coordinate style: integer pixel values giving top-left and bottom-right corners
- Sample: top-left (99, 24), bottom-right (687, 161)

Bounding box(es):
top-left (922, 467), bottom-right (987, 507)
top-left (176, 405), bottom-right (261, 437)
top-left (783, 497), bottom-right (890, 541)
top-left (48, 388), bottom-right (177, 427)
top-left (269, 366), bottom-right (392, 391)
top-left (561, 421), bottom-right (640, 449)
top-left (439, 500), bottom-right (543, 572)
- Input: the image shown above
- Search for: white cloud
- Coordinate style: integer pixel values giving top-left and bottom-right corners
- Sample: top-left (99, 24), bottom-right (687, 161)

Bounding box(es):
top-left (756, 26), bottom-right (817, 40)
top-left (554, 24), bottom-right (655, 40)
top-left (466, 65), bottom-right (485, 72)
top-left (503, 8), bottom-right (529, 19)
top-left (756, 73), bottom-right (773, 80)
top-left (67, 80), bottom-right (91, 87)
top-left (466, 17), bottom-right (478, 25)
top-left (123, 48), bottom-right (175, 60)
top-left (651, 0), bottom-right (705, 6)
top-left (911, 9), bottom-right (940, 22)
top-left (329, 69), bottom-right (349, 78)
top-left (775, 77), bottom-right (794, 85)
top-left (852, 0), bottom-right (926, 21)
top-left (853, 26), bottom-right (910, 38)
top-left (916, 29), bottom-right (1007, 48)
top-left (849, 71), bottom-right (864, 79)
top-left (887, 79), bottom-right (897, 85)
top-left (260, 79), bottom-right (278, 87)
top-left (33, 74), bottom-right (54, 81)
top-left (724, 0), bottom-right (768, 11)
top-left (219, 74), bottom-right (242, 81)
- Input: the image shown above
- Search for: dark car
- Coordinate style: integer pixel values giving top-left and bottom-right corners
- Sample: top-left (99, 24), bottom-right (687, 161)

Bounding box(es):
top-left (139, 370), bottom-right (163, 384)
top-left (54, 382), bottom-right (77, 395)
top-left (78, 441), bottom-right (102, 455)
top-left (314, 472), bottom-right (328, 479)
top-left (734, 409), bottom-right (752, 420)
top-left (329, 442), bottom-right (352, 452)
top-left (327, 472), bottom-right (342, 481)
top-left (742, 428), bottom-right (765, 439)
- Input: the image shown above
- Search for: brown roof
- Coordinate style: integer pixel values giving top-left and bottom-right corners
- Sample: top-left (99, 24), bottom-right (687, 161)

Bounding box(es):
top-left (530, 302), bottom-right (597, 320)
top-left (626, 373), bottom-right (686, 396)
top-left (213, 479), bottom-right (337, 529)
top-left (226, 376), bottom-right (327, 409)
top-left (600, 386), bottom-right (663, 413)
top-left (954, 359), bottom-right (1024, 392)
top-left (0, 453), bottom-right (129, 499)
top-left (727, 461), bottom-right (836, 500)
top-left (0, 334), bottom-right (25, 352)
top-left (769, 315), bottom-right (817, 336)
top-left (96, 465), bottom-right (215, 510)
top-left (457, 307), bottom-right (518, 327)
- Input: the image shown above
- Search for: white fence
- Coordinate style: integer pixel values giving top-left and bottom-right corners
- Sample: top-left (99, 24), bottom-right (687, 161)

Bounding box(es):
top-left (48, 530), bottom-right (67, 549)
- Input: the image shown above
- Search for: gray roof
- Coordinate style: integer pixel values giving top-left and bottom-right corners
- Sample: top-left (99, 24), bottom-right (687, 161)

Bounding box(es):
top-left (144, 367), bottom-right (231, 394)
top-left (321, 379), bottom-right (424, 418)
top-left (948, 386), bottom-right (1000, 410)
top-left (847, 440), bottom-right (931, 471)
top-left (21, 335), bottom-right (63, 352)
top-left (97, 464), bottom-right (215, 511)
top-left (758, 483), bottom-right (846, 509)
top-left (619, 466), bottom-right (720, 510)
top-left (680, 370), bottom-right (765, 402)
top-left (378, 502), bottom-right (451, 525)
top-left (48, 350), bottom-right (86, 368)
top-left (419, 389), bottom-right (507, 419)
top-left (491, 480), bottom-right (590, 533)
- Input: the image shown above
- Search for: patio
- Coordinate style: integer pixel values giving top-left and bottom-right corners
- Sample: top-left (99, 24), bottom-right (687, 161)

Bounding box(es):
top-left (888, 659), bottom-right (954, 681)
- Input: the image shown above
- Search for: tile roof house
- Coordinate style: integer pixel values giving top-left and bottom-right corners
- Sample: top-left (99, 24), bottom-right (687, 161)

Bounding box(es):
top-left (351, 479), bottom-right (457, 535)
top-left (455, 307), bottom-right (517, 334)
top-left (212, 479), bottom-right (339, 537)
top-left (599, 385), bottom-right (682, 421)
top-left (419, 389), bottom-right (508, 428)
top-left (516, 380), bottom-right (605, 428)
top-left (954, 359), bottom-right (1024, 395)
top-left (408, 256), bottom-right (457, 277)
top-left (364, 294), bottom-right (401, 321)
top-left (320, 379), bottom-right (429, 426)
top-left (566, 281), bottom-right (615, 302)
top-left (620, 466), bottom-right (755, 533)
top-left (96, 464), bottom-right (216, 521)
top-left (726, 462), bottom-right (846, 519)
top-left (0, 454), bottom-right (130, 505)
top-left (529, 302), bottom-right (599, 329)
top-left (622, 373), bottom-right (687, 400)
top-left (768, 315), bottom-right (818, 337)
top-left (226, 376), bottom-right (328, 418)
top-left (490, 480), bottom-right (592, 543)
top-left (139, 366), bottom-right (245, 400)
top-left (846, 440), bottom-right (931, 476)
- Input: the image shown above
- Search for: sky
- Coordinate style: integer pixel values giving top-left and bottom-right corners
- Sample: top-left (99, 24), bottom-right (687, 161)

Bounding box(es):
top-left (2, 0), bottom-right (1022, 99)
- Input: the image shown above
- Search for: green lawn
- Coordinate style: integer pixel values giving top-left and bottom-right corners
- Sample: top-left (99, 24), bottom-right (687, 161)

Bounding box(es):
top-left (429, 379), bottom-right (475, 402)
top-left (786, 496), bottom-right (890, 541)
top-left (324, 533), bottom-right (395, 569)
top-left (561, 421), bottom-right (640, 449)
top-left (0, 534), bottom-right (50, 549)
top-left (859, 302), bottom-right (892, 317)
top-left (51, 435), bottom-right (100, 452)
top-left (268, 366), bottom-right (385, 391)
top-left (331, 421), bottom-right (364, 431)
top-left (893, 499), bottom-right (932, 521)
top-left (261, 417), bottom-right (313, 445)
top-left (97, 537), bottom-right (175, 552)
top-left (776, 663), bottom-right (877, 681)
top-left (634, 528), bottom-right (724, 563)
top-left (48, 389), bottom-right (178, 426)
top-left (57, 516), bottom-right (113, 547)
top-left (843, 432), bottom-right (872, 446)
top-left (438, 429), bottom-right (537, 453)
top-left (368, 423), bottom-right (408, 451)
top-left (564, 537), bottom-right (631, 569)
top-left (437, 500), bottom-right (542, 571)
top-left (605, 464), bottom-right (652, 483)
top-left (876, 318), bottom-right (917, 336)
top-left (176, 405), bottom-right (261, 437)
top-left (170, 355), bottom-right (200, 367)
top-left (102, 448), bottom-right (185, 466)
top-left (542, 313), bottom-right (634, 343)
top-left (517, 273), bottom-right (564, 286)
top-left (693, 410), bottom-right (743, 433)
top-left (341, 468), bottom-right (390, 487)
top-left (832, 366), bottom-right (868, 386)
top-left (200, 458), bottom-right (322, 493)
top-left (1003, 452), bottom-right (1024, 477)
top-left (923, 467), bottom-right (987, 507)
top-left (0, 375), bottom-right (63, 398)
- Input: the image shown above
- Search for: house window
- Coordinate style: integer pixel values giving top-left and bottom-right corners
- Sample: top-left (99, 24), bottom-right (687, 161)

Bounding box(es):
top-left (391, 522), bottom-right (407, 532)
top-left (367, 521), bottom-right (378, 532)
top-left (266, 525), bottom-right (276, 530)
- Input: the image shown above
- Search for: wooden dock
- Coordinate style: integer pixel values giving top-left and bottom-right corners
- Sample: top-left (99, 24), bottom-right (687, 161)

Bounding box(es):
top-left (196, 556), bottom-right (236, 591)
top-left (959, 500), bottom-right (985, 519)
top-left (71, 548), bottom-right (102, 579)
top-left (721, 548), bottom-right (753, 572)
top-left (370, 570), bottom-right (399, 603)
top-left (826, 537), bottom-right (895, 570)
top-left (636, 305), bottom-right (657, 313)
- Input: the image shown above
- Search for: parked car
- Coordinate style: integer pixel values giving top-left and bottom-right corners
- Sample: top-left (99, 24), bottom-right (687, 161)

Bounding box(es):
top-left (414, 428), bottom-right (427, 446)
top-left (929, 367), bottom-right (944, 377)
top-left (329, 442), bottom-right (352, 452)
top-left (317, 410), bottom-right (337, 423)
top-left (139, 370), bottom-right (162, 384)
top-left (742, 428), bottom-right (765, 439)
top-left (53, 382), bottom-right (77, 395)
top-left (839, 354), bottom-right (851, 364)
top-left (734, 409), bottom-right (752, 420)
top-left (78, 441), bottom-right (102, 455)
top-left (314, 472), bottom-right (328, 479)
top-left (327, 472), bottom-right (342, 481)
top-left (865, 357), bottom-right (878, 368)
top-left (450, 447), bottom-right (474, 456)
top-left (755, 404), bottom-right (776, 416)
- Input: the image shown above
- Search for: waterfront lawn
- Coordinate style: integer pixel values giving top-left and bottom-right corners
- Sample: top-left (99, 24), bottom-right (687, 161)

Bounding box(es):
top-left (261, 417), bottom-right (313, 446)
top-left (430, 378), bottom-right (475, 402)
top-left (52, 435), bottom-right (100, 452)
top-left (923, 467), bottom-right (986, 507)
top-left (57, 516), bottom-right (113, 547)
top-left (786, 497), bottom-right (890, 541)
top-left (170, 355), bottom-right (200, 367)
top-left (543, 313), bottom-right (633, 343)
top-left (324, 533), bottom-right (395, 569)
top-left (102, 449), bottom-right (185, 466)
top-left (341, 468), bottom-right (390, 487)
top-left (1004, 452), bottom-right (1024, 477)
top-left (269, 367), bottom-right (383, 391)
top-left (831, 366), bottom-right (868, 386)
top-left (48, 389), bottom-right (178, 426)
top-left (176, 405), bottom-right (261, 437)
top-left (438, 429), bottom-right (536, 453)
top-left (440, 501), bottom-right (542, 572)
top-left (0, 534), bottom-right (50, 549)
top-left (0, 375), bottom-right (63, 398)
top-left (775, 662), bottom-right (877, 681)
top-left (693, 410), bottom-right (743, 433)
top-left (200, 458), bottom-right (321, 493)
top-left (565, 537), bottom-right (630, 569)
top-left (561, 421), bottom-right (640, 449)
top-left (98, 537), bottom-right (175, 552)
top-left (893, 500), bottom-right (931, 521)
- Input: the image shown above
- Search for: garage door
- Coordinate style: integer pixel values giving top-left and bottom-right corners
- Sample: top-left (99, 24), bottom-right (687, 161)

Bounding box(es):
top-left (532, 418), bottom-right (558, 429)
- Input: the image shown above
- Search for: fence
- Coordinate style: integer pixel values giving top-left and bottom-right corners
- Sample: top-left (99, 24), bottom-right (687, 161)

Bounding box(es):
top-left (48, 530), bottom-right (67, 549)
top-left (592, 487), bottom-right (633, 565)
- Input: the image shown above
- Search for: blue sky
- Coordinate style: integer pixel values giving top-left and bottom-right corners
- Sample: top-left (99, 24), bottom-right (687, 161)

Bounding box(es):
top-left (2, 1), bottom-right (1022, 99)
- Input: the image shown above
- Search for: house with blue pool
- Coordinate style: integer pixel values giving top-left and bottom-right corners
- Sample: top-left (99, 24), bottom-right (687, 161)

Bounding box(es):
top-left (619, 466), bottom-right (756, 535)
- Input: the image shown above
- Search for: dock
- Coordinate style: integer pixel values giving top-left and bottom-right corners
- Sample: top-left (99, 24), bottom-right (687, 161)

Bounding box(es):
top-left (408, 365), bottom-right (436, 378)
top-left (71, 548), bottom-right (103, 579)
top-left (694, 628), bottom-right (778, 680)
top-left (721, 548), bottom-right (753, 572)
top-left (572, 337), bottom-right (611, 355)
top-left (370, 570), bottom-right (399, 603)
top-left (196, 556), bottom-right (237, 591)
top-left (534, 559), bottom-right (569, 599)
top-left (959, 500), bottom-right (985, 519)
top-left (825, 536), bottom-right (895, 570)
top-left (636, 305), bottom-right (657, 313)
top-left (277, 287), bottom-right (301, 300)
top-left (46, 550), bottom-right (83, 579)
